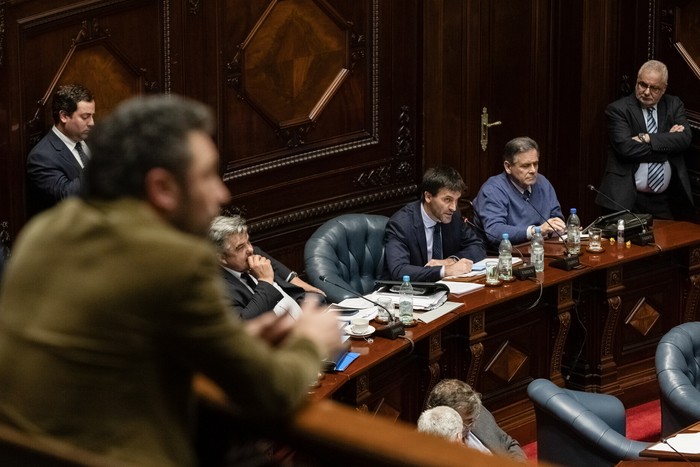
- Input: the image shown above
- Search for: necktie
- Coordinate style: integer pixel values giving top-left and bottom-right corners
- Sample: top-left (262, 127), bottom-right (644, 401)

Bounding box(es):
top-left (645, 108), bottom-right (663, 192)
top-left (523, 189), bottom-right (531, 201)
top-left (75, 142), bottom-right (90, 167)
top-left (241, 272), bottom-right (256, 290)
top-left (433, 223), bottom-right (443, 260)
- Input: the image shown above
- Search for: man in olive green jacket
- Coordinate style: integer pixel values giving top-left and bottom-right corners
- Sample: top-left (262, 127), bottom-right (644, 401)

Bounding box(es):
top-left (0, 95), bottom-right (342, 466)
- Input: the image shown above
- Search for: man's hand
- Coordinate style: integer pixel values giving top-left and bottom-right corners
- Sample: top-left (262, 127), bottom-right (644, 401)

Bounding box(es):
top-left (247, 255), bottom-right (275, 284)
top-left (244, 312), bottom-right (296, 347)
top-left (670, 124), bottom-right (685, 133)
top-left (292, 303), bottom-right (343, 360)
top-left (444, 258), bottom-right (474, 277)
top-left (540, 217), bottom-right (565, 237)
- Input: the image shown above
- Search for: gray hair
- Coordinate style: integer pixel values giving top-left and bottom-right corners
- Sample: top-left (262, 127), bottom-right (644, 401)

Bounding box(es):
top-left (638, 60), bottom-right (668, 84)
top-left (208, 215), bottom-right (248, 254)
top-left (502, 136), bottom-right (539, 164)
top-left (417, 406), bottom-right (463, 442)
top-left (426, 379), bottom-right (482, 421)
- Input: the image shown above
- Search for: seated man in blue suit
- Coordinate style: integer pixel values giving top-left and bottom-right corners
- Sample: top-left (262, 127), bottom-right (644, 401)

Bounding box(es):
top-left (27, 84), bottom-right (95, 214)
top-left (209, 215), bottom-right (325, 320)
top-left (384, 166), bottom-right (486, 282)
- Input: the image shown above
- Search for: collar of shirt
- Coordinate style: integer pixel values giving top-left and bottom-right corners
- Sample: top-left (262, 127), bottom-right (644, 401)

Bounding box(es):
top-left (52, 126), bottom-right (88, 168)
top-left (420, 203), bottom-right (438, 229)
top-left (507, 176), bottom-right (531, 197)
top-left (223, 266), bottom-right (253, 283)
top-left (465, 431), bottom-right (492, 455)
top-left (641, 105), bottom-right (657, 123)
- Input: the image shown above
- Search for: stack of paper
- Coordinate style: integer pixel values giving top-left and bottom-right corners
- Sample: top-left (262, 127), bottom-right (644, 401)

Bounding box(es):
top-left (370, 290), bottom-right (448, 311)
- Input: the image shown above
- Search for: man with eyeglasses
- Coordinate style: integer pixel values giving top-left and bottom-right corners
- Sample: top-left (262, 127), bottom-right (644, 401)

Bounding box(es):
top-left (425, 379), bottom-right (527, 461)
top-left (597, 60), bottom-right (693, 220)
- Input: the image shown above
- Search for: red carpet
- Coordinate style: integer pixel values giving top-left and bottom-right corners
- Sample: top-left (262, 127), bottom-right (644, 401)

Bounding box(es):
top-left (522, 399), bottom-right (661, 462)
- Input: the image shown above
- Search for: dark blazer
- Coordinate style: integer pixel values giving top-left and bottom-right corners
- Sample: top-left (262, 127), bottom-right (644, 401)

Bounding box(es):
top-left (597, 93), bottom-right (692, 211)
top-left (26, 129), bottom-right (83, 214)
top-left (384, 200), bottom-right (486, 282)
top-left (221, 247), bottom-right (305, 320)
top-left (471, 407), bottom-right (527, 462)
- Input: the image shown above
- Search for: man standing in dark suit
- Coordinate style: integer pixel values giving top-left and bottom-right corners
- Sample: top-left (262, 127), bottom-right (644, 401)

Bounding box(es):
top-left (27, 84), bottom-right (95, 214)
top-left (597, 60), bottom-right (693, 219)
top-left (209, 215), bottom-right (326, 320)
top-left (384, 166), bottom-right (486, 282)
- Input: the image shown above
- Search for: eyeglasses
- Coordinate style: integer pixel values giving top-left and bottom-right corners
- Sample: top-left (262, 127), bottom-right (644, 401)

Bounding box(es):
top-left (637, 81), bottom-right (665, 94)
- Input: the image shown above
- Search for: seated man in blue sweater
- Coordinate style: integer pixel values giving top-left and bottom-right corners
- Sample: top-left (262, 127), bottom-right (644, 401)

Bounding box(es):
top-left (473, 137), bottom-right (565, 248)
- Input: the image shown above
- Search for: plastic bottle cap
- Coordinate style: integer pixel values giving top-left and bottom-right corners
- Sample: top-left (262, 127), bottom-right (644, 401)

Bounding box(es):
top-left (402, 275), bottom-right (410, 282)
top-left (570, 208), bottom-right (577, 213)
top-left (502, 233), bottom-right (509, 239)
top-left (534, 226), bottom-right (540, 233)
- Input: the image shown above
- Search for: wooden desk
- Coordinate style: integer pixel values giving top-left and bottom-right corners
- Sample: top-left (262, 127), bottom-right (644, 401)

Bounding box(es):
top-left (640, 421), bottom-right (700, 461)
top-left (308, 221), bottom-right (700, 444)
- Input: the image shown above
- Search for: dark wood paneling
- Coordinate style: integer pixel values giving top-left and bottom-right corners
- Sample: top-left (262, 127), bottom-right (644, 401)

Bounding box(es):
top-left (0, 0), bottom-right (170, 244)
top-left (218, 0), bottom-right (422, 264)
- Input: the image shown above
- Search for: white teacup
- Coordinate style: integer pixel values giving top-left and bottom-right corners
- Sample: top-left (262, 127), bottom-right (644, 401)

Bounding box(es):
top-left (351, 317), bottom-right (370, 334)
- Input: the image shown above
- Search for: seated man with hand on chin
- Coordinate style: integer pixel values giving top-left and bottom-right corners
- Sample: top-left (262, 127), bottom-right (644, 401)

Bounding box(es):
top-left (209, 215), bottom-right (326, 320)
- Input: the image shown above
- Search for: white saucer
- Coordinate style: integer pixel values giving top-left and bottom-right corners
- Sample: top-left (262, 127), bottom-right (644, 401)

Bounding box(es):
top-left (344, 324), bottom-right (375, 338)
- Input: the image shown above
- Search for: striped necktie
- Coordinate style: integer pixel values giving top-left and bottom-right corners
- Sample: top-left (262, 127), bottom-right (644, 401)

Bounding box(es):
top-left (75, 142), bottom-right (90, 167)
top-left (432, 223), bottom-right (443, 260)
top-left (645, 108), bottom-right (663, 192)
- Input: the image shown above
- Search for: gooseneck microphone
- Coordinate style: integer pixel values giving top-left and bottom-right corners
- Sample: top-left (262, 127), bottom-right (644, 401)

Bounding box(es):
top-left (319, 275), bottom-right (405, 339)
top-left (524, 198), bottom-right (581, 271)
top-left (586, 184), bottom-right (654, 246)
top-left (661, 437), bottom-right (698, 467)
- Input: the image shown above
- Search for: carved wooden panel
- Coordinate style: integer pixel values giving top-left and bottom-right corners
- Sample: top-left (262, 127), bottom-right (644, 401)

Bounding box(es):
top-left (220, 0), bottom-right (420, 248)
top-left (0, 0), bottom-right (170, 237)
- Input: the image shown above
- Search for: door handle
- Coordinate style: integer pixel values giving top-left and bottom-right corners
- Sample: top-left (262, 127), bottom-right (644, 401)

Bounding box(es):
top-left (480, 107), bottom-right (502, 151)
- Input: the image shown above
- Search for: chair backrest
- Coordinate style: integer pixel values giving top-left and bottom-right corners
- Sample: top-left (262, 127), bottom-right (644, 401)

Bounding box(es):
top-left (527, 378), bottom-right (652, 467)
top-left (655, 321), bottom-right (700, 437)
top-left (304, 214), bottom-right (388, 303)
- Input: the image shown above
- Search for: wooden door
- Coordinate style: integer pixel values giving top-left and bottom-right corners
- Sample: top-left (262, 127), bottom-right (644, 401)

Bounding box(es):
top-left (423, 0), bottom-right (551, 201)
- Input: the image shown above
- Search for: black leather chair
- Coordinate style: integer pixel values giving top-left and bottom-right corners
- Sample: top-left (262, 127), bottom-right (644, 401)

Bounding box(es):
top-left (527, 378), bottom-right (652, 467)
top-left (304, 214), bottom-right (388, 303)
top-left (655, 321), bottom-right (700, 437)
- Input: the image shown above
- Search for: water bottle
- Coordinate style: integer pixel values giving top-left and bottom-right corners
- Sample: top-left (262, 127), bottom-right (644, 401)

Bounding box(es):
top-left (531, 226), bottom-right (545, 273)
top-left (399, 275), bottom-right (414, 325)
top-left (617, 219), bottom-right (625, 248)
top-left (566, 208), bottom-right (581, 255)
top-left (498, 233), bottom-right (513, 281)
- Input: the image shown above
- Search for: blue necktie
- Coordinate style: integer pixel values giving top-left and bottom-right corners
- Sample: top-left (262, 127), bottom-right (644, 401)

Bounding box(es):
top-left (645, 108), bottom-right (663, 192)
top-left (432, 223), bottom-right (443, 260)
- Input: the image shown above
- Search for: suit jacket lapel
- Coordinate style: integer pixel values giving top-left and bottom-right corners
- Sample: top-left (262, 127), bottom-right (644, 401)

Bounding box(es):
top-left (48, 131), bottom-right (82, 173)
top-left (411, 202), bottom-right (429, 265)
top-left (627, 95), bottom-right (647, 133)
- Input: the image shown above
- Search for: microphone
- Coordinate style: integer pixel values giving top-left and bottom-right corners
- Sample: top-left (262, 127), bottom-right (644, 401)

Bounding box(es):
top-left (524, 198), bottom-right (581, 271)
top-left (319, 275), bottom-right (405, 339)
top-left (587, 184), bottom-right (654, 246)
top-left (464, 201), bottom-right (534, 279)
top-left (661, 437), bottom-right (698, 466)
